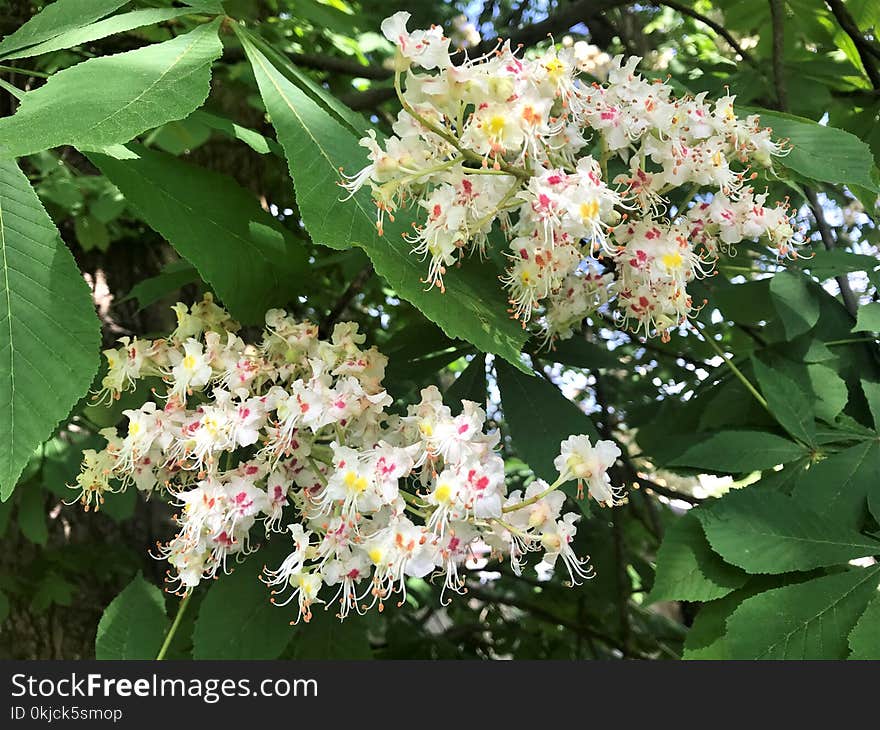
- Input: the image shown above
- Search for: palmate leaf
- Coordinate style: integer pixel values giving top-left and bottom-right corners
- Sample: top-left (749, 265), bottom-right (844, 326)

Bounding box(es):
top-left (748, 107), bottom-right (879, 192)
top-left (90, 144), bottom-right (308, 325)
top-left (192, 544), bottom-right (294, 659)
top-left (0, 0), bottom-right (128, 58)
top-left (2, 8), bottom-right (192, 60)
top-left (668, 430), bottom-right (807, 472)
top-left (645, 512), bottom-right (748, 604)
top-left (752, 355), bottom-right (816, 445)
top-left (0, 20), bottom-right (223, 159)
top-left (240, 37), bottom-right (529, 370)
top-left (769, 270), bottom-right (820, 340)
top-left (445, 354), bottom-right (488, 407)
top-left (95, 574), bottom-right (169, 660)
top-left (123, 260), bottom-right (200, 312)
top-left (287, 610), bottom-right (373, 659)
top-left (853, 302), bottom-right (880, 333)
top-left (0, 160), bottom-right (100, 499)
top-left (681, 574), bottom-right (802, 660)
top-left (725, 566), bottom-right (880, 659)
top-left (848, 592), bottom-right (880, 660)
top-left (695, 488), bottom-right (880, 574)
top-left (793, 441), bottom-right (880, 530)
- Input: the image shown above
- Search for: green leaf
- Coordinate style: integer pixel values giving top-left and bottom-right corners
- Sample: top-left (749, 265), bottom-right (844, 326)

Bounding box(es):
top-left (0, 496), bottom-right (11, 538)
top-left (853, 302), bottom-right (880, 334)
top-left (95, 573), bottom-right (169, 659)
top-left (807, 363), bottom-right (849, 423)
top-left (681, 574), bottom-right (798, 659)
top-left (240, 38), bottom-right (528, 369)
top-left (0, 0), bottom-right (127, 58)
top-left (3, 8), bottom-right (192, 60)
top-left (749, 108), bottom-right (879, 191)
top-left (445, 354), bottom-right (487, 407)
top-left (769, 271), bottom-right (820, 339)
top-left (0, 20), bottom-right (223, 159)
top-left (696, 487), bottom-right (880, 573)
top-left (669, 430), bottom-right (807, 473)
top-left (848, 592), bottom-right (880, 660)
top-left (90, 183), bottom-right (125, 223)
top-left (537, 337), bottom-right (620, 370)
top-left (74, 214), bottom-right (110, 252)
top-left (288, 609), bottom-right (372, 659)
top-left (0, 590), bottom-right (8, 623)
top-left (0, 160), bottom-right (101, 499)
top-left (242, 29), bottom-right (368, 136)
top-left (192, 110), bottom-right (280, 156)
top-left (793, 248), bottom-right (880, 279)
top-left (725, 566), bottom-right (880, 659)
top-left (148, 117), bottom-right (212, 156)
top-left (862, 379), bottom-right (880, 430)
top-left (89, 144), bottom-right (308, 325)
top-left (752, 356), bottom-right (815, 444)
top-left (30, 572), bottom-right (74, 612)
top-left (192, 544), bottom-right (294, 659)
top-left (0, 78), bottom-right (23, 101)
top-left (124, 260), bottom-right (200, 311)
top-left (496, 359), bottom-right (600, 509)
top-left (793, 441), bottom-right (880, 530)
top-left (682, 596), bottom-right (735, 659)
top-left (17, 487), bottom-right (48, 545)
top-left (646, 512), bottom-right (748, 604)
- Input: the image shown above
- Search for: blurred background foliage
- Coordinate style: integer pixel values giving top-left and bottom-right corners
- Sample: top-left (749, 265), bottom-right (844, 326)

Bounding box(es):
top-left (0, 0), bottom-right (878, 659)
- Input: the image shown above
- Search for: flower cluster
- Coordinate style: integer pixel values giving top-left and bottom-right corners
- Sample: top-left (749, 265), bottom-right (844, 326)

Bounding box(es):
top-left (343, 12), bottom-right (800, 342)
top-left (75, 295), bottom-right (623, 622)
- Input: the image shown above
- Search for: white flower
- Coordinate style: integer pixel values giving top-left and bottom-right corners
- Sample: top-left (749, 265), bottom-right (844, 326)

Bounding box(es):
top-left (168, 338), bottom-right (213, 400)
top-left (554, 435), bottom-right (623, 506)
top-left (381, 11), bottom-right (451, 70)
top-left (80, 289), bottom-right (621, 616)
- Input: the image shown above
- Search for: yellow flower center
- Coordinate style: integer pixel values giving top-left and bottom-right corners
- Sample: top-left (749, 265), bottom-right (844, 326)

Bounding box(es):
top-left (434, 483), bottom-right (452, 504)
top-left (343, 470), bottom-right (368, 494)
top-left (580, 200), bottom-right (600, 221)
top-left (662, 252), bottom-right (684, 270)
top-left (486, 115), bottom-right (507, 137)
top-left (182, 354), bottom-right (197, 371)
top-left (545, 57), bottom-right (565, 78)
top-left (128, 421), bottom-right (141, 436)
top-left (368, 548), bottom-right (384, 565)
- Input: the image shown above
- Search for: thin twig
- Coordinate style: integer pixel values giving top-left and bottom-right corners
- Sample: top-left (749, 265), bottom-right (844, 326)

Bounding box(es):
top-left (768, 3), bottom-right (860, 319)
top-left (319, 263), bottom-right (374, 337)
top-left (769, 0), bottom-right (788, 111)
top-left (825, 0), bottom-right (880, 88)
top-left (658, 0), bottom-right (759, 69)
top-left (803, 186), bottom-right (860, 317)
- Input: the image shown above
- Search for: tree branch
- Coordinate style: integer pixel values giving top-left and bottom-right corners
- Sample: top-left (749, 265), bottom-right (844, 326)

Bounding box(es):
top-left (658, 0), bottom-right (758, 69)
top-left (290, 53), bottom-right (392, 80)
top-left (769, 0), bottom-right (788, 111)
top-left (340, 0), bottom-right (761, 110)
top-left (465, 585), bottom-right (652, 658)
top-left (803, 186), bottom-right (860, 317)
top-left (319, 263), bottom-right (374, 336)
top-left (825, 0), bottom-right (880, 89)
top-left (340, 86), bottom-right (395, 111)
top-left (768, 0), bottom-right (859, 317)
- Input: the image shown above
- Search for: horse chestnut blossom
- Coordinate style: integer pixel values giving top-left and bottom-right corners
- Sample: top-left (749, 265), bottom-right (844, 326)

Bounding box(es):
top-left (74, 295), bottom-right (623, 622)
top-left (342, 12), bottom-right (801, 342)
